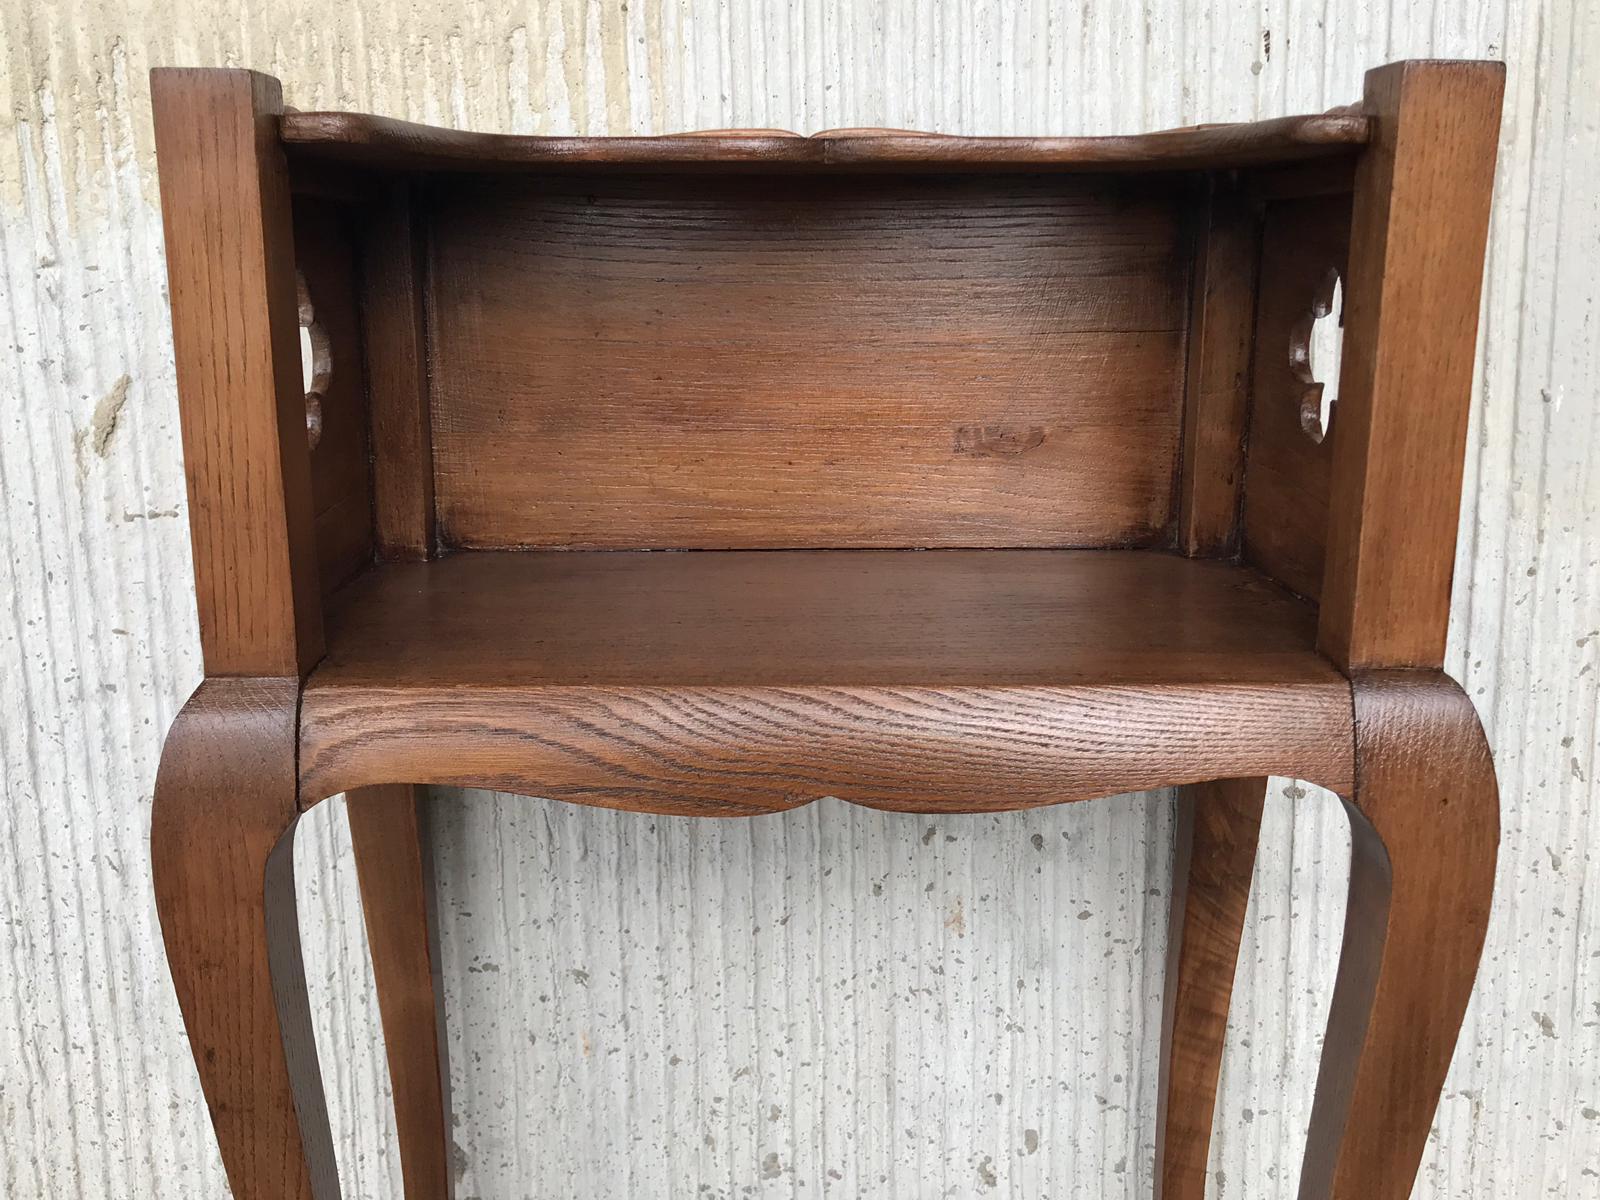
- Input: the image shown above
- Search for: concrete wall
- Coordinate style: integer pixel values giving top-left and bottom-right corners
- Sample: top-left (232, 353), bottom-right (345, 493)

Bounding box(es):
top-left (2, 2), bottom-right (1595, 1196)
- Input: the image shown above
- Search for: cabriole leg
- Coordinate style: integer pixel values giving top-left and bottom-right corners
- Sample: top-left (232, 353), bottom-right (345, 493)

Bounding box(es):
top-left (1155, 777), bottom-right (1267, 1200)
top-left (151, 679), bottom-right (339, 1200)
top-left (1299, 671), bottom-right (1498, 1200)
top-left (347, 784), bottom-right (454, 1199)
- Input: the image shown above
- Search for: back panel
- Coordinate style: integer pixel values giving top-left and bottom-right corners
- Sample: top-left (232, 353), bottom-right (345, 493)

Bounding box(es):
top-left (426, 172), bottom-right (1189, 549)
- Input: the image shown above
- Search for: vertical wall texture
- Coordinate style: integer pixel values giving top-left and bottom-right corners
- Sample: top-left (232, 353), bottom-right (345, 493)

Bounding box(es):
top-left (1, 2), bottom-right (1595, 1197)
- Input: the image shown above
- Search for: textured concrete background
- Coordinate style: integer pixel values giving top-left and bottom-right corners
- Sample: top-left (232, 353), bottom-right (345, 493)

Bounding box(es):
top-left (2, 2), bottom-right (1596, 1197)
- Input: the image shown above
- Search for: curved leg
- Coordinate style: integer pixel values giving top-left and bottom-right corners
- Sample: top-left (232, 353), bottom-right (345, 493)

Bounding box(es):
top-left (1299, 671), bottom-right (1498, 1200)
top-left (152, 679), bottom-right (339, 1199)
top-left (1155, 777), bottom-right (1267, 1200)
top-left (347, 785), bottom-right (454, 1199)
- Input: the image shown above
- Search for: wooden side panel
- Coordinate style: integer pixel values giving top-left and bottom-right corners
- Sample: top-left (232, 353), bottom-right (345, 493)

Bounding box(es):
top-left (294, 201), bottom-right (375, 597)
top-left (1239, 194), bottom-right (1352, 599)
top-left (1319, 61), bottom-right (1506, 668)
top-left (151, 68), bottom-right (323, 675)
top-left (426, 173), bottom-right (1190, 550)
top-left (362, 186), bottom-right (436, 559)
top-left (1178, 177), bottom-right (1259, 556)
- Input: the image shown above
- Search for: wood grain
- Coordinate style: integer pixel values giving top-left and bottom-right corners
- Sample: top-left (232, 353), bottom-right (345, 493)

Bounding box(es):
top-left (1155, 778), bottom-right (1267, 1200)
top-left (151, 68), bottom-right (324, 675)
top-left (346, 786), bottom-right (453, 1200)
top-left (146, 61), bottom-right (1508, 1197)
top-left (1319, 60), bottom-right (1506, 668)
top-left (1244, 157), bottom-right (1358, 202)
top-left (298, 550), bottom-right (1355, 808)
top-left (1238, 193), bottom-right (1352, 599)
top-left (302, 682), bottom-right (1353, 815)
top-left (307, 550), bottom-right (1342, 688)
top-left (151, 678), bottom-right (337, 1200)
top-left (1299, 671), bottom-right (1498, 1200)
top-left (427, 173), bottom-right (1188, 549)
top-left (293, 200), bottom-right (375, 597)
top-left (1178, 180), bottom-right (1259, 556)
top-left (279, 111), bottom-right (1370, 172)
top-left (361, 185), bottom-right (436, 559)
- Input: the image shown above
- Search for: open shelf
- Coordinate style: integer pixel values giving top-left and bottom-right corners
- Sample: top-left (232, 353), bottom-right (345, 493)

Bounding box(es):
top-left (280, 111), bottom-right (1370, 173)
top-left (298, 549), bottom-right (1355, 811)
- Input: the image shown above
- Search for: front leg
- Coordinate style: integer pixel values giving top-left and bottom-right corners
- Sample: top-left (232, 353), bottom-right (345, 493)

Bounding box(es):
top-left (152, 678), bottom-right (339, 1200)
top-left (1299, 671), bottom-right (1498, 1199)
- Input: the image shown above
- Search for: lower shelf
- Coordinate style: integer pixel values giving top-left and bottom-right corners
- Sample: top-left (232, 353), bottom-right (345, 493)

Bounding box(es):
top-left (298, 549), bottom-right (1354, 811)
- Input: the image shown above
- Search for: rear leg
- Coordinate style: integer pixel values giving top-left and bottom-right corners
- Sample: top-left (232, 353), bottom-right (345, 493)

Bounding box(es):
top-left (348, 784), bottom-right (453, 1199)
top-left (1155, 777), bottom-right (1267, 1200)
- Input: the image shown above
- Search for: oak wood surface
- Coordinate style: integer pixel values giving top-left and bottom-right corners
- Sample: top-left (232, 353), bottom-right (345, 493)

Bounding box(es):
top-left (1319, 60), bottom-right (1505, 667)
top-left (1244, 157), bottom-right (1358, 202)
top-left (361, 185), bottom-right (437, 559)
top-left (1156, 778), bottom-right (1267, 1200)
top-left (298, 550), bottom-right (1356, 808)
top-left (151, 68), bottom-right (324, 676)
top-left (146, 59), bottom-right (1508, 1200)
top-left (428, 173), bottom-right (1188, 550)
top-left (1238, 193), bottom-right (1351, 599)
top-left (1178, 180), bottom-right (1259, 556)
top-left (346, 786), bottom-right (453, 1200)
top-left (151, 678), bottom-right (337, 1200)
top-left (302, 682), bottom-right (1353, 816)
top-left (293, 200), bottom-right (375, 597)
top-left (1299, 671), bottom-right (1498, 1200)
top-left (279, 111), bottom-right (1370, 172)
top-left (308, 549), bottom-right (1341, 687)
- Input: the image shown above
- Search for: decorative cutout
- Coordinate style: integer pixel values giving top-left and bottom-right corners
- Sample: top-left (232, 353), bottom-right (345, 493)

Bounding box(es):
top-left (1289, 267), bottom-right (1344, 444)
top-left (296, 271), bottom-right (332, 450)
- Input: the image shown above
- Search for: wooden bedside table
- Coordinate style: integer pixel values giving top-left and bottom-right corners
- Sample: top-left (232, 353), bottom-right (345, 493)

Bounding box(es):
top-left (148, 59), bottom-right (1504, 1200)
